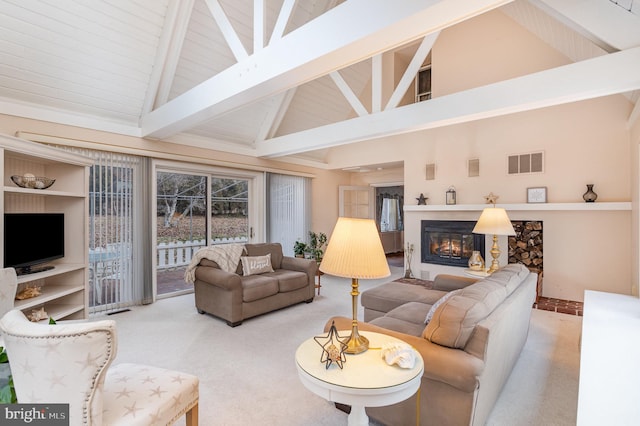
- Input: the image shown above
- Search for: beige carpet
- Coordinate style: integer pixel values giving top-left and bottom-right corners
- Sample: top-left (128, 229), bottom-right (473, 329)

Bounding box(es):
top-left (106, 267), bottom-right (582, 425)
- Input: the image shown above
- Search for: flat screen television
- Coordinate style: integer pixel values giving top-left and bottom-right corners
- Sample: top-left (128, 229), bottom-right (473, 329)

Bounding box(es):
top-left (3, 213), bottom-right (65, 275)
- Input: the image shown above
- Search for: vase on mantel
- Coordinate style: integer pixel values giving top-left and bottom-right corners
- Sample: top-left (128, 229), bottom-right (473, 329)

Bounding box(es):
top-left (583, 184), bottom-right (598, 202)
top-left (468, 251), bottom-right (484, 271)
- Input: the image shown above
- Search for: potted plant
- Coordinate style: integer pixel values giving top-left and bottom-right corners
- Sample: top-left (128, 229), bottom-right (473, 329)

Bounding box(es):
top-left (308, 231), bottom-right (328, 263)
top-left (293, 240), bottom-right (309, 258)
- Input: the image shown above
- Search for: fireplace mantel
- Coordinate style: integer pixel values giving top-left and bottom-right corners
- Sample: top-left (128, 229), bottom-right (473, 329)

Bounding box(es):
top-left (404, 202), bottom-right (630, 212)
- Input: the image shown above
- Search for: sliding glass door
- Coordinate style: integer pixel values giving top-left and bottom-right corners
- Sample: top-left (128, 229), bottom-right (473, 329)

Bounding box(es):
top-left (210, 177), bottom-right (249, 243)
top-left (154, 166), bottom-right (254, 298)
top-left (156, 171), bottom-right (207, 297)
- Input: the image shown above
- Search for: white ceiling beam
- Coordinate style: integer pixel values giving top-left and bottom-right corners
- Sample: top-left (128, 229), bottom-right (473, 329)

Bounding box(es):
top-left (330, 71), bottom-right (368, 117)
top-left (255, 47), bottom-right (640, 157)
top-left (256, 90), bottom-right (295, 142)
top-left (141, 0), bottom-right (513, 139)
top-left (531, 0), bottom-right (640, 51)
top-left (270, 0), bottom-right (297, 44)
top-left (254, 0), bottom-right (265, 52)
top-left (372, 55), bottom-right (382, 113)
top-left (204, 0), bottom-right (248, 61)
top-left (627, 100), bottom-right (640, 129)
top-left (148, 0), bottom-right (195, 111)
top-left (142, 0), bottom-right (181, 114)
top-left (265, 88), bottom-right (296, 140)
top-left (386, 32), bottom-right (439, 110)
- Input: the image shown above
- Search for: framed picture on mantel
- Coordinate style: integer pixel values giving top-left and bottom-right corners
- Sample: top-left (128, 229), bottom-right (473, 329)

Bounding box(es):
top-left (527, 187), bottom-right (547, 203)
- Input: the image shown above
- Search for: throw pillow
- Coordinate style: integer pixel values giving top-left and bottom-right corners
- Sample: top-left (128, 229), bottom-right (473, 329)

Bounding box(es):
top-left (425, 289), bottom-right (461, 324)
top-left (241, 254), bottom-right (274, 276)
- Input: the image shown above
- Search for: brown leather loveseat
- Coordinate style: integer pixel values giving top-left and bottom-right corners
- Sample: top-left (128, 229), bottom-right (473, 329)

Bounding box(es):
top-left (193, 243), bottom-right (317, 326)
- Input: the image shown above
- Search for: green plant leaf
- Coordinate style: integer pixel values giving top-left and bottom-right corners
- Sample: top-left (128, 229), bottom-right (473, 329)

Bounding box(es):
top-left (0, 382), bottom-right (15, 404)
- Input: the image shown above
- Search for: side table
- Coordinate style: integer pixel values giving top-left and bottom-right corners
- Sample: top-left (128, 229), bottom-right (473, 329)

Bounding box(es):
top-left (315, 269), bottom-right (322, 295)
top-left (464, 268), bottom-right (491, 278)
top-left (295, 331), bottom-right (424, 426)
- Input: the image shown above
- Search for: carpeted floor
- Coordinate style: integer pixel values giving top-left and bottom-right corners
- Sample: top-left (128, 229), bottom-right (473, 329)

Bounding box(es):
top-left (103, 266), bottom-right (582, 425)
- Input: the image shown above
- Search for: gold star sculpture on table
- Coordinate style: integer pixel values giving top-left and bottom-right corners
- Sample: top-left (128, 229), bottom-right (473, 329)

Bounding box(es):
top-left (314, 321), bottom-right (348, 369)
top-left (484, 192), bottom-right (499, 205)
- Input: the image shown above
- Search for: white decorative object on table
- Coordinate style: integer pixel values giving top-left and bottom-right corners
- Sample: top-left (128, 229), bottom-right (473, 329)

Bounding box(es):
top-left (380, 342), bottom-right (416, 369)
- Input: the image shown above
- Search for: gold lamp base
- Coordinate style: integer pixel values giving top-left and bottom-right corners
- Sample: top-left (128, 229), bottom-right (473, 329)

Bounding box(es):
top-left (343, 327), bottom-right (369, 354)
top-left (344, 277), bottom-right (369, 354)
top-left (488, 233), bottom-right (501, 273)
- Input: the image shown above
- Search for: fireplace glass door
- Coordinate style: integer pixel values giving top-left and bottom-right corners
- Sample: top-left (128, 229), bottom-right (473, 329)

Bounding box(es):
top-left (430, 233), bottom-right (474, 260)
top-left (421, 220), bottom-right (484, 267)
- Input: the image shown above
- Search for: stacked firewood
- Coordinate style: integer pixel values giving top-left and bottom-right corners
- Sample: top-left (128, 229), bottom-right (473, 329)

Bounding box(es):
top-left (508, 221), bottom-right (543, 271)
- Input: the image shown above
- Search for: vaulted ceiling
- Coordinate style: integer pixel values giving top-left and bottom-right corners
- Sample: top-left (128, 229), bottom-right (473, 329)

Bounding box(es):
top-left (1, 0), bottom-right (639, 168)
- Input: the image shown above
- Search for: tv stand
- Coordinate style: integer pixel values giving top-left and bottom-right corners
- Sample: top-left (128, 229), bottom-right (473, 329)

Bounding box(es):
top-left (16, 265), bottom-right (54, 276)
top-left (2, 134), bottom-right (92, 321)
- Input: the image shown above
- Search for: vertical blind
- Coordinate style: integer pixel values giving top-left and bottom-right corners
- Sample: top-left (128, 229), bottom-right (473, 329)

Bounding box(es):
top-left (57, 146), bottom-right (145, 313)
top-left (266, 173), bottom-right (311, 256)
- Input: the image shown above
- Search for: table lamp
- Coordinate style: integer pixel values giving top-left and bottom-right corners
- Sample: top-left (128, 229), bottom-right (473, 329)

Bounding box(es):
top-left (319, 217), bottom-right (391, 354)
top-left (472, 207), bottom-right (515, 273)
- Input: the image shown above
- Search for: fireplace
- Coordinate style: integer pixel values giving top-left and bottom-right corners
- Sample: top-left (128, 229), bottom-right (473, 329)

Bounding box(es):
top-left (421, 220), bottom-right (485, 268)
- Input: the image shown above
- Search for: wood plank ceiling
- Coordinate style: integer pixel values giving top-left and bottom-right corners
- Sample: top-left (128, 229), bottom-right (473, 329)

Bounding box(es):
top-left (0, 0), bottom-right (639, 167)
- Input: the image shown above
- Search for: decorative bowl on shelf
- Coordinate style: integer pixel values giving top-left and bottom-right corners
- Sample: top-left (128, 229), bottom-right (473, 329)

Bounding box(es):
top-left (11, 175), bottom-right (56, 190)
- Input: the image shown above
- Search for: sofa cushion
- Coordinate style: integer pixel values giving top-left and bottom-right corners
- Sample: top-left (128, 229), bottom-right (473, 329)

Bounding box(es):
top-left (385, 302), bottom-right (431, 323)
top-left (482, 263), bottom-right (530, 295)
top-left (370, 316), bottom-right (427, 337)
top-left (432, 274), bottom-right (478, 291)
top-left (425, 289), bottom-right (462, 325)
top-left (362, 282), bottom-right (447, 314)
top-left (241, 254), bottom-right (274, 276)
top-left (245, 243), bottom-right (283, 269)
top-left (423, 266), bottom-right (528, 349)
top-left (371, 302), bottom-right (432, 337)
top-left (241, 275), bottom-right (279, 302)
top-left (270, 270), bottom-right (309, 292)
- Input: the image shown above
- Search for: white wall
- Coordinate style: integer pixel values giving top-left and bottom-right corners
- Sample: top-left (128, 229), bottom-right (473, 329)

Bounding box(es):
top-left (325, 10), bottom-right (635, 301)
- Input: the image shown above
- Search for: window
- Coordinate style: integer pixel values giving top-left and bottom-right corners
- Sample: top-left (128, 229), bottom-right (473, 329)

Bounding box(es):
top-left (416, 65), bottom-right (432, 102)
top-left (266, 173), bottom-right (311, 257)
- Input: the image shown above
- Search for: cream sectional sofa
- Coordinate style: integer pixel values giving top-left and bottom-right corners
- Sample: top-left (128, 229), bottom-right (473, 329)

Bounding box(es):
top-left (327, 264), bottom-right (537, 426)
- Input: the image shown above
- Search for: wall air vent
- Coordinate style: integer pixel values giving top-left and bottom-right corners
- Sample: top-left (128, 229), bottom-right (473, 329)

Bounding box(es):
top-left (468, 158), bottom-right (479, 177)
top-left (508, 151), bottom-right (544, 175)
top-left (425, 163), bottom-right (436, 180)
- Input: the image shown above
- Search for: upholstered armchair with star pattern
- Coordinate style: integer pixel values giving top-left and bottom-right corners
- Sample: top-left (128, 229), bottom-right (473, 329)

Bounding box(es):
top-left (0, 268), bottom-right (18, 347)
top-left (0, 309), bottom-right (199, 425)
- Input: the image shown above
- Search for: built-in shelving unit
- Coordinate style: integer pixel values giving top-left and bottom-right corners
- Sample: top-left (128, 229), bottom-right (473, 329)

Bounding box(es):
top-left (1, 133), bottom-right (92, 321)
top-left (404, 202), bottom-right (631, 212)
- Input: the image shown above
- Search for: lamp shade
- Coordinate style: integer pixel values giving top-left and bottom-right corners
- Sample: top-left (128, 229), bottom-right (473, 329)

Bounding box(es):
top-left (472, 207), bottom-right (516, 236)
top-left (319, 217), bottom-right (391, 279)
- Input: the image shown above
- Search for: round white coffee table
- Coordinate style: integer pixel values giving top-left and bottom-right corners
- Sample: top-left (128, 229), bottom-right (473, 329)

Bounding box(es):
top-left (295, 331), bottom-right (424, 426)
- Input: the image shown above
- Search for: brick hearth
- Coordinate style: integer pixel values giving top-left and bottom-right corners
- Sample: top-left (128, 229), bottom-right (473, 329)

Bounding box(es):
top-left (534, 297), bottom-right (583, 316)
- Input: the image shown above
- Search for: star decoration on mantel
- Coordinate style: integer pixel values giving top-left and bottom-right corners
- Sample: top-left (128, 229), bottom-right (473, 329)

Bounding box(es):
top-left (484, 192), bottom-right (499, 204)
top-left (314, 321), bottom-right (348, 369)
